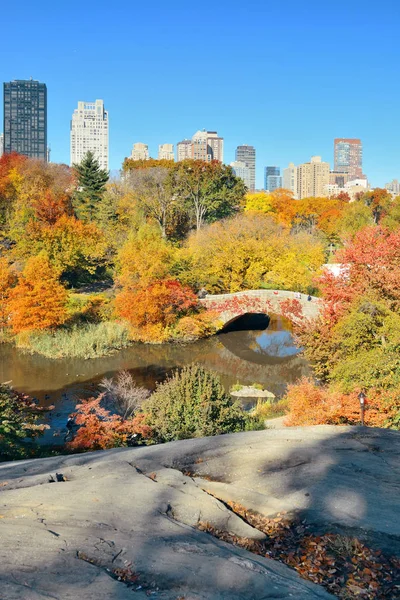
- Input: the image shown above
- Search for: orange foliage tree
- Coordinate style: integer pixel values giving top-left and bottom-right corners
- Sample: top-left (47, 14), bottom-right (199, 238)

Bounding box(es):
top-left (67, 395), bottom-right (153, 451)
top-left (0, 258), bottom-right (16, 335)
top-left (7, 254), bottom-right (68, 334)
top-left (115, 279), bottom-right (199, 329)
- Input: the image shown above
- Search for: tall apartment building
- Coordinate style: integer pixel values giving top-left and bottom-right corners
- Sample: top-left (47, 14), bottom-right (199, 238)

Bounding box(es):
top-left (177, 130), bottom-right (224, 163)
top-left (3, 79), bottom-right (47, 160)
top-left (334, 138), bottom-right (363, 180)
top-left (235, 145), bottom-right (256, 191)
top-left (282, 163), bottom-right (297, 197)
top-left (176, 139), bottom-right (192, 161)
top-left (0, 133), bottom-right (3, 158)
top-left (265, 166), bottom-right (282, 192)
top-left (230, 161), bottom-right (251, 189)
top-left (70, 100), bottom-right (108, 170)
top-left (385, 179), bottom-right (400, 196)
top-left (130, 142), bottom-right (149, 161)
top-left (297, 156), bottom-right (330, 199)
top-left (158, 143), bottom-right (174, 160)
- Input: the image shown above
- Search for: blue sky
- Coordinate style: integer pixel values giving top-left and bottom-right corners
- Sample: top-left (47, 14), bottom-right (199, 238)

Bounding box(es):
top-left (2, 0), bottom-right (399, 188)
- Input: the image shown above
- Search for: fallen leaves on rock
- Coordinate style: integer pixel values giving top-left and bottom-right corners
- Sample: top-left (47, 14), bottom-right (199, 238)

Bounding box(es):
top-left (198, 502), bottom-right (400, 599)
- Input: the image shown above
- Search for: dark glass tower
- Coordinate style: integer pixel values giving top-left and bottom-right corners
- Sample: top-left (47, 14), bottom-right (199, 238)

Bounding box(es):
top-left (3, 79), bottom-right (47, 160)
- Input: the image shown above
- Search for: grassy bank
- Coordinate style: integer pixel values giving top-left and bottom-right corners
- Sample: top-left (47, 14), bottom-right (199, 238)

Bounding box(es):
top-left (17, 321), bottom-right (131, 359)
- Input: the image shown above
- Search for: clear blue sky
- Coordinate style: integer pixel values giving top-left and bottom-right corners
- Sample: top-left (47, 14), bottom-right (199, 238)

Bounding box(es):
top-left (2, 0), bottom-right (399, 188)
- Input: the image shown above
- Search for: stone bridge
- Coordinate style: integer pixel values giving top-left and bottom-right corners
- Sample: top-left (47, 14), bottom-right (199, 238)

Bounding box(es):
top-left (200, 289), bottom-right (321, 328)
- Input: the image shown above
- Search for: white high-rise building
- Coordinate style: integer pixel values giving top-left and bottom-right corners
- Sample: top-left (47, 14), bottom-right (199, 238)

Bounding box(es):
top-left (297, 156), bottom-right (330, 199)
top-left (235, 145), bottom-right (256, 191)
top-left (70, 100), bottom-right (108, 170)
top-left (283, 163), bottom-right (298, 198)
top-left (158, 143), bottom-right (174, 160)
top-left (230, 161), bottom-right (251, 189)
top-left (131, 142), bottom-right (149, 161)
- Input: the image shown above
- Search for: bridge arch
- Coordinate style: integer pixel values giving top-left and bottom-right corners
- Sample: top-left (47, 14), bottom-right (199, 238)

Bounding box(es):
top-left (200, 289), bottom-right (321, 329)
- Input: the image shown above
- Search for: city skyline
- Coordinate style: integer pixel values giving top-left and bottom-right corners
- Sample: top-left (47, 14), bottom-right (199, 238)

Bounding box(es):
top-left (1, 1), bottom-right (400, 188)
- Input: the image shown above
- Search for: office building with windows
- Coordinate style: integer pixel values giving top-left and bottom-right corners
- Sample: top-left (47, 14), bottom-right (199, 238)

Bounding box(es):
top-left (3, 79), bottom-right (47, 160)
top-left (282, 162), bottom-right (297, 197)
top-left (235, 145), bottom-right (256, 191)
top-left (130, 142), bottom-right (149, 161)
top-left (297, 156), bottom-right (330, 199)
top-left (230, 160), bottom-right (251, 189)
top-left (158, 143), bottom-right (174, 160)
top-left (70, 100), bottom-right (108, 169)
top-left (265, 166), bottom-right (282, 192)
top-left (334, 138), bottom-right (363, 180)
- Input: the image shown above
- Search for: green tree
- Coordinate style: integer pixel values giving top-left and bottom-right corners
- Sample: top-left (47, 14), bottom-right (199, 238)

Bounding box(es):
top-left (173, 160), bottom-right (246, 230)
top-left (143, 364), bottom-right (245, 442)
top-left (73, 151), bottom-right (109, 222)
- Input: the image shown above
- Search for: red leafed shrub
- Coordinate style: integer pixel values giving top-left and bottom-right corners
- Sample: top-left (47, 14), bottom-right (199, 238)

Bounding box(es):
top-left (67, 395), bottom-right (153, 451)
top-left (284, 377), bottom-right (392, 428)
top-left (115, 279), bottom-right (199, 329)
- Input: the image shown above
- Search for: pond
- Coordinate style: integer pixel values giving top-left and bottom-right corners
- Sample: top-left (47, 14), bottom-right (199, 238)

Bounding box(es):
top-left (0, 315), bottom-right (310, 440)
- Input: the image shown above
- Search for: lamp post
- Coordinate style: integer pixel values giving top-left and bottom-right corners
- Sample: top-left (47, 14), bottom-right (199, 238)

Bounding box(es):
top-left (358, 391), bottom-right (366, 426)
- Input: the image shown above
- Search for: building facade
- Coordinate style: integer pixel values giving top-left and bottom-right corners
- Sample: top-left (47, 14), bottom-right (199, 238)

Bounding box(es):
top-left (282, 162), bottom-right (297, 197)
top-left (264, 166), bottom-right (282, 192)
top-left (385, 179), bottom-right (400, 196)
top-left (334, 138), bottom-right (363, 180)
top-left (297, 156), bottom-right (330, 199)
top-left (70, 100), bottom-right (108, 170)
top-left (230, 160), bottom-right (251, 189)
top-left (3, 79), bottom-right (47, 160)
top-left (235, 145), bottom-right (256, 191)
top-left (0, 133), bottom-right (3, 157)
top-left (177, 130), bottom-right (224, 163)
top-left (176, 139), bottom-right (192, 161)
top-left (130, 142), bottom-right (149, 161)
top-left (158, 143), bottom-right (174, 160)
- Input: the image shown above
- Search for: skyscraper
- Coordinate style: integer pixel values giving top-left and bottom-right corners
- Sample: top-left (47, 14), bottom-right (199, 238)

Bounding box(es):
top-left (70, 100), bottom-right (108, 170)
top-left (264, 166), bottom-right (282, 192)
top-left (282, 163), bottom-right (298, 198)
top-left (235, 145), bottom-right (256, 191)
top-left (3, 79), bottom-right (47, 160)
top-left (297, 156), bottom-right (330, 199)
top-left (334, 138), bottom-right (363, 180)
top-left (130, 142), bottom-right (149, 161)
top-left (158, 143), bottom-right (174, 160)
top-left (230, 161), bottom-right (251, 189)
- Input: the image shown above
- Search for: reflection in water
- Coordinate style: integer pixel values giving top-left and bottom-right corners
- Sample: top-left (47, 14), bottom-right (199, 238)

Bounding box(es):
top-left (0, 315), bottom-right (310, 436)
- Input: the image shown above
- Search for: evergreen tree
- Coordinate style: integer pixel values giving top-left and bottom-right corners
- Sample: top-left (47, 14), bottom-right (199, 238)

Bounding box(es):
top-left (73, 151), bottom-right (109, 222)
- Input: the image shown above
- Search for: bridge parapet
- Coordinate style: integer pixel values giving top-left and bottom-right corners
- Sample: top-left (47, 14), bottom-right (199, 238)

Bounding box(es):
top-left (200, 289), bottom-right (321, 327)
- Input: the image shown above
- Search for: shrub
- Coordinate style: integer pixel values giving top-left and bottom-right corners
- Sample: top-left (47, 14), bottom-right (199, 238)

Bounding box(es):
top-left (253, 398), bottom-right (289, 420)
top-left (0, 383), bottom-right (49, 460)
top-left (67, 395), bottom-right (153, 451)
top-left (143, 364), bottom-right (246, 442)
top-left (100, 370), bottom-right (150, 418)
top-left (283, 377), bottom-right (397, 428)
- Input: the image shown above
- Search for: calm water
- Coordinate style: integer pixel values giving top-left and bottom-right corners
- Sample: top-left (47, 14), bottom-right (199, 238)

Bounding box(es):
top-left (0, 315), bottom-right (310, 439)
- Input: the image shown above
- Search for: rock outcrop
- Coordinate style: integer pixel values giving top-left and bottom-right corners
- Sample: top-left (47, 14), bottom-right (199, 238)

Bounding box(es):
top-left (0, 425), bottom-right (399, 599)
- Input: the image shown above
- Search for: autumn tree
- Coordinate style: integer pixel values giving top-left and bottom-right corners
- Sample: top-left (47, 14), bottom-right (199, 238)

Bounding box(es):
top-left (115, 279), bottom-right (199, 330)
top-left (124, 165), bottom-right (176, 238)
top-left (15, 215), bottom-right (108, 285)
top-left (73, 151), bottom-right (109, 222)
top-left (7, 253), bottom-right (68, 333)
top-left (173, 160), bottom-right (246, 230)
top-left (0, 257), bottom-right (16, 337)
